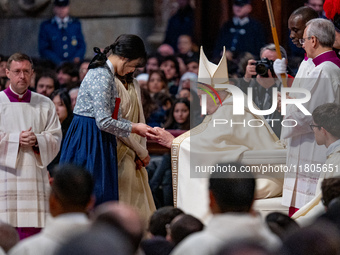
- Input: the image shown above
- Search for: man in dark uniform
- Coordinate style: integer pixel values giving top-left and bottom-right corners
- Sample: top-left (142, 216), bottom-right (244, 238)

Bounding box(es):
top-left (213, 0), bottom-right (266, 60)
top-left (38, 0), bottom-right (86, 66)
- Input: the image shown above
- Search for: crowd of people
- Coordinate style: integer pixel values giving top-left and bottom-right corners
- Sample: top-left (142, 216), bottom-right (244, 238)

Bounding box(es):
top-left (1, 0), bottom-right (340, 254)
top-left (0, 162), bottom-right (340, 255)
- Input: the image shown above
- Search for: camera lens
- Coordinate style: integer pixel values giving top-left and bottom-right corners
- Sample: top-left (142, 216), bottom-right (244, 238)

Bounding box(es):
top-left (256, 63), bottom-right (268, 76)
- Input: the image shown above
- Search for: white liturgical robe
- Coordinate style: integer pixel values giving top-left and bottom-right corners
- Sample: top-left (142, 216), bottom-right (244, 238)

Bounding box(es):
top-left (281, 52), bottom-right (340, 209)
top-left (9, 213), bottom-right (89, 255)
top-left (292, 141), bottom-right (340, 225)
top-left (0, 91), bottom-right (62, 227)
top-left (171, 94), bottom-right (283, 222)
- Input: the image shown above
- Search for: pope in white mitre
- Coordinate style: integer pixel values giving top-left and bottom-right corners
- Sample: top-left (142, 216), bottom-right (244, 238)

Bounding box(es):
top-left (147, 47), bottom-right (284, 222)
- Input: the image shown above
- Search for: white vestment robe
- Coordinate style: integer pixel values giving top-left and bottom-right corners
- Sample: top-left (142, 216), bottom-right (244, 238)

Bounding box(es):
top-left (9, 213), bottom-right (89, 255)
top-left (171, 94), bottom-right (283, 222)
top-left (292, 141), bottom-right (340, 225)
top-left (281, 56), bottom-right (340, 208)
top-left (0, 92), bottom-right (62, 227)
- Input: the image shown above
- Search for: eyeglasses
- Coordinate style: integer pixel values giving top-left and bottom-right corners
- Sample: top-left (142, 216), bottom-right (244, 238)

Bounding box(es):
top-left (299, 37), bottom-right (312, 44)
top-left (9, 69), bottom-right (32, 76)
top-left (309, 124), bottom-right (321, 131)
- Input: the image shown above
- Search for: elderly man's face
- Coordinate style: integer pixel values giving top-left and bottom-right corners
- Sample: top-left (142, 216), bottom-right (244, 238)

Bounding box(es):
top-left (302, 26), bottom-right (314, 58)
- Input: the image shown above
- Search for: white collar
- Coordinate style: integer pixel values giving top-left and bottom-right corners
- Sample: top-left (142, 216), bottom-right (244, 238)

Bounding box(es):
top-left (106, 59), bottom-right (115, 74)
top-left (55, 16), bottom-right (69, 24)
top-left (233, 17), bottom-right (249, 26)
top-left (326, 139), bottom-right (340, 157)
top-left (55, 16), bottom-right (70, 29)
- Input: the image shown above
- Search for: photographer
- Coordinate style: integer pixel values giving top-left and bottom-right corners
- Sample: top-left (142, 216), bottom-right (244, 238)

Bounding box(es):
top-left (238, 44), bottom-right (292, 137)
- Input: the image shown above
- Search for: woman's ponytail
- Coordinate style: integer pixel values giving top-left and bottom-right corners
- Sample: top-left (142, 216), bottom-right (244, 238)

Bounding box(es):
top-left (88, 47), bottom-right (109, 69)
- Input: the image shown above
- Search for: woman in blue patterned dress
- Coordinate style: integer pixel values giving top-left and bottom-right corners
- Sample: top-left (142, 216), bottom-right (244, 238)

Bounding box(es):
top-left (60, 34), bottom-right (149, 205)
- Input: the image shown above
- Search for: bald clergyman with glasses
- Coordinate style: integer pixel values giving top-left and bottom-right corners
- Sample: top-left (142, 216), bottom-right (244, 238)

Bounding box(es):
top-left (280, 18), bottom-right (340, 222)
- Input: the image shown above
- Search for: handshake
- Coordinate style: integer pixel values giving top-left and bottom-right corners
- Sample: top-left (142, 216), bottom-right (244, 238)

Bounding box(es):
top-left (132, 123), bottom-right (175, 148)
top-left (146, 127), bottom-right (175, 149)
top-left (133, 125), bottom-right (175, 170)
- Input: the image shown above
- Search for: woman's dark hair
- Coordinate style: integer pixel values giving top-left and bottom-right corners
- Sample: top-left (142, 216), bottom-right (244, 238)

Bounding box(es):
top-left (160, 55), bottom-right (180, 80)
top-left (47, 89), bottom-right (74, 175)
top-left (164, 98), bottom-right (190, 130)
top-left (50, 89), bottom-right (73, 130)
top-left (51, 89), bottom-right (72, 116)
top-left (147, 69), bottom-right (168, 92)
top-left (89, 34), bottom-right (147, 69)
top-left (116, 72), bottom-right (134, 85)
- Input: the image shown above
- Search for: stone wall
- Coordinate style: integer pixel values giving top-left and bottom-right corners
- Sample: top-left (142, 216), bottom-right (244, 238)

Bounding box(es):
top-left (0, 0), bottom-right (155, 59)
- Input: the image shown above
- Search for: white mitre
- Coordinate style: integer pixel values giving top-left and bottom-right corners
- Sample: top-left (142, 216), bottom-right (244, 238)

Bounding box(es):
top-left (197, 46), bottom-right (229, 90)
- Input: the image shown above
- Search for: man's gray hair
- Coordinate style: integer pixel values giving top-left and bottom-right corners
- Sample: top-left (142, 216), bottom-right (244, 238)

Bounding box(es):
top-left (306, 18), bottom-right (335, 48)
top-left (260, 44), bottom-right (288, 60)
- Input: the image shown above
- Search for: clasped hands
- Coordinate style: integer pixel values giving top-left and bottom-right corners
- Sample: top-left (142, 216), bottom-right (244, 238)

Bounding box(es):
top-left (146, 127), bottom-right (174, 149)
top-left (133, 126), bottom-right (175, 170)
top-left (135, 155), bottom-right (150, 170)
top-left (132, 123), bottom-right (174, 149)
top-left (19, 127), bottom-right (37, 148)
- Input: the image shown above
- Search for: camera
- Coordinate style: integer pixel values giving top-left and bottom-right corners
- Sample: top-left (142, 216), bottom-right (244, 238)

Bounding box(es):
top-left (252, 58), bottom-right (274, 77)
